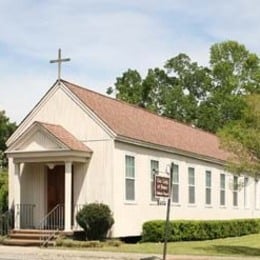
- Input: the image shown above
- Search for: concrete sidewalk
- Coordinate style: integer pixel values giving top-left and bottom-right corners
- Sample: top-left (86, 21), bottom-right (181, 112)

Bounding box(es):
top-left (0, 245), bottom-right (259, 260)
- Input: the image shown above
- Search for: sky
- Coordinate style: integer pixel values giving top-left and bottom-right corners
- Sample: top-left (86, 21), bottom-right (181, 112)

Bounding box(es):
top-left (1, 0), bottom-right (260, 124)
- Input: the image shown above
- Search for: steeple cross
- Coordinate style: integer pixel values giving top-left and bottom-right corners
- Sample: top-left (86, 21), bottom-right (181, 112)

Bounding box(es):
top-left (50, 48), bottom-right (71, 81)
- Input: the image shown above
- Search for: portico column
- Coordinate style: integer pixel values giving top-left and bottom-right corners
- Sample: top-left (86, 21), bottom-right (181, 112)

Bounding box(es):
top-left (14, 163), bottom-right (21, 229)
top-left (64, 161), bottom-right (72, 231)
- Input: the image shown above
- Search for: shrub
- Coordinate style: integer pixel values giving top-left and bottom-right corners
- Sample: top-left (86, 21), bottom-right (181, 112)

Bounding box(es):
top-left (0, 171), bottom-right (8, 213)
top-left (142, 219), bottom-right (260, 242)
top-left (76, 203), bottom-right (114, 241)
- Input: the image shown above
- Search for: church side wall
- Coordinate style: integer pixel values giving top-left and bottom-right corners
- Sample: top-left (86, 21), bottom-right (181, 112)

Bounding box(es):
top-left (112, 141), bottom-right (260, 238)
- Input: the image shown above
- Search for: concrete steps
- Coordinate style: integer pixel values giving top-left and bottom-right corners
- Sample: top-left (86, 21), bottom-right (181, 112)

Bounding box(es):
top-left (3, 229), bottom-right (59, 247)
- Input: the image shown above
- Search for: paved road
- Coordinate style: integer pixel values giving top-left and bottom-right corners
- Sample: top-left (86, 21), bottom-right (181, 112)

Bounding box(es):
top-left (0, 245), bottom-right (259, 260)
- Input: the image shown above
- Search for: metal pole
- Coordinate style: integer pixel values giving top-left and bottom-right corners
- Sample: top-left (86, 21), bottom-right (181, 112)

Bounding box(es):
top-left (162, 162), bottom-right (174, 260)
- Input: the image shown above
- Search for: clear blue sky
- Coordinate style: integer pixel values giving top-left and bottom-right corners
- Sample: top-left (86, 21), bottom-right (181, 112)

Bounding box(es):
top-left (1, 0), bottom-right (260, 123)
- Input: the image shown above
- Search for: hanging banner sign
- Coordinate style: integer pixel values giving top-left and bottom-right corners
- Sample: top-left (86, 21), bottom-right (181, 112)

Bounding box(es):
top-left (155, 175), bottom-right (170, 198)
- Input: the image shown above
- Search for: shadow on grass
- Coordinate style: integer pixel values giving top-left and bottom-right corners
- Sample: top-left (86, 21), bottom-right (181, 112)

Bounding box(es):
top-left (197, 245), bottom-right (260, 256)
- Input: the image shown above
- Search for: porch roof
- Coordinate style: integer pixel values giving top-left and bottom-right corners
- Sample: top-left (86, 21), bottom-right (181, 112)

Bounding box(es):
top-left (5, 121), bottom-right (92, 163)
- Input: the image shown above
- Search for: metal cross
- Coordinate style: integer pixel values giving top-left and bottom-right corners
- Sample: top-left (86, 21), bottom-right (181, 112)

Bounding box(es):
top-left (50, 48), bottom-right (71, 81)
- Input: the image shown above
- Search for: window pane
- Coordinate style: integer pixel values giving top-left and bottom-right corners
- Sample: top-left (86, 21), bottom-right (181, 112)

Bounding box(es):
top-left (151, 160), bottom-right (159, 176)
top-left (233, 191), bottom-right (238, 206)
top-left (151, 160), bottom-right (159, 201)
top-left (173, 165), bottom-right (179, 183)
top-left (151, 181), bottom-right (156, 201)
top-left (189, 187), bottom-right (195, 204)
top-left (220, 190), bottom-right (225, 206)
top-left (233, 176), bottom-right (238, 191)
top-left (206, 188), bottom-right (211, 204)
top-left (125, 179), bottom-right (135, 200)
top-left (172, 184), bottom-right (179, 203)
top-left (126, 156), bottom-right (135, 178)
top-left (206, 171), bottom-right (211, 187)
top-left (188, 168), bottom-right (195, 185)
top-left (125, 156), bottom-right (135, 201)
top-left (220, 174), bottom-right (225, 189)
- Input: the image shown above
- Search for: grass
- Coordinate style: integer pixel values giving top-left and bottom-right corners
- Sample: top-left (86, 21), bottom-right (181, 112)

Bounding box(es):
top-left (58, 234), bottom-right (260, 257)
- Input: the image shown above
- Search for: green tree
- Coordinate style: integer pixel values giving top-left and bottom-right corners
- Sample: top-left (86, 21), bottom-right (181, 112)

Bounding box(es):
top-left (0, 110), bottom-right (16, 168)
top-left (0, 170), bottom-right (8, 213)
top-left (164, 53), bottom-right (211, 123)
top-left (198, 41), bottom-right (260, 132)
top-left (107, 69), bottom-right (143, 106)
top-left (218, 94), bottom-right (260, 175)
top-left (108, 41), bottom-right (260, 133)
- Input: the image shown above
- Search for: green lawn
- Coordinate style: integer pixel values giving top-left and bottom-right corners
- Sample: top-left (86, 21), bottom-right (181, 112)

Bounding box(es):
top-left (83, 234), bottom-right (260, 257)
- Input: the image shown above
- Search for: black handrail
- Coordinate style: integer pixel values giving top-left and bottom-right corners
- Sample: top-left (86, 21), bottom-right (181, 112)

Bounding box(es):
top-left (0, 209), bottom-right (14, 236)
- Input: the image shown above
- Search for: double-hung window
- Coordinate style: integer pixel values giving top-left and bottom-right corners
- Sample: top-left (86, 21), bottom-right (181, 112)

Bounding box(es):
top-left (172, 164), bottom-right (179, 203)
top-left (151, 160), bottom-right (159, 201)
top-left (188, 167), bottom-right (195, 204)
top-left (244, 177), bottom-right (249, 208)
top-left (125, 155), bottom-right (135, 201)
top-left (205, 171), bottom-right (212, 205)
top-left (220, 174), bottom-right (226, 206)
top-left (233, 176), bottom-right (238, 207)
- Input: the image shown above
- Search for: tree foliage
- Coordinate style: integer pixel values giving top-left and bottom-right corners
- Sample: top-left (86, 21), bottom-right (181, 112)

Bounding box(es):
top-left (0, 110), bottom-right (16, 168)
top-left (218, 94), bottom-right (260, 176)
top-left (107, 41), bottom-right (260, 133)
top-left (0, 170), bottom-right (8, 213)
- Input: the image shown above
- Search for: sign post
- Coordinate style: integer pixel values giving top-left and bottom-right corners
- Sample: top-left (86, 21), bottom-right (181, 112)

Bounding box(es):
top-left (162, 163), bottom-right (173, 260)
top-left (153, 163), bottom-right (174, 260)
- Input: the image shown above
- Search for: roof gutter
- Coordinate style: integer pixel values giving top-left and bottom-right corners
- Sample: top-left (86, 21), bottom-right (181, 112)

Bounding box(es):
top-left (115, 135), bottom-right (226, 167)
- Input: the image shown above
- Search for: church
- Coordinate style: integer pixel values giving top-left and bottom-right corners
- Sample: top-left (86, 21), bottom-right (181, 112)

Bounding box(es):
top-left (6, 78), bottom-right (260, 238)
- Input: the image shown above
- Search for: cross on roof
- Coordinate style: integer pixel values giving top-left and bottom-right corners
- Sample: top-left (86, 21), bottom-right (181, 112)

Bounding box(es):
top-left (50, 48), bottom-right (71, 81)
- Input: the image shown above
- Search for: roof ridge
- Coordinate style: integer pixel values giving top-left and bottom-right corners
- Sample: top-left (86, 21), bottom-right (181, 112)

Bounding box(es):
top-left (60, 79), bottom-right (217, 138)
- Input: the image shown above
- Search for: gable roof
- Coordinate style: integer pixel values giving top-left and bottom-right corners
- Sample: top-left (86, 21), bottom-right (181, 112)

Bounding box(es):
top-left (61, 79), bottom-right (229, 162)
top-left (38, 121), bottom-right (92, 153)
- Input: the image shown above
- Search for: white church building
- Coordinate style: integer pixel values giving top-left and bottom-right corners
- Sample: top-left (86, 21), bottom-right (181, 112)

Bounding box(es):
top-left (6, 79), bottom-right (260, 238)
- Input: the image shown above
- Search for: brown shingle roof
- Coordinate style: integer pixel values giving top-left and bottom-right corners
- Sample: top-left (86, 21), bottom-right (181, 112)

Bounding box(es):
top-left (37, 121), bottom-right (92, 153)
top-left (61, 80), bottom-right (229, 162)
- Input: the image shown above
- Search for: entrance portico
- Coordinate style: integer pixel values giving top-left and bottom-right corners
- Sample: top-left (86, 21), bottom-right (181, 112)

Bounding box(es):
top-left (6, 121), bottom-right (92, 231)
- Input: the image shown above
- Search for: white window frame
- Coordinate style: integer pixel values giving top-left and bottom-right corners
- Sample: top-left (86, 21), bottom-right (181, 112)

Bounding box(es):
top-left (220, 173), bottom-right (226, 206)
top-left (244, 177), bottom-right (250, 209)
top-left (172, 164), bottom-right (179, 204)
top-left (188, 167), bottom-right (195, 204)
top-left (233, 176), bottom-right (238, 207)
top-left (125, 155), bottom-right (135, 201)
top-left (150, 160), bottom-right (159, 202)
top-left (205, 170), bottom-right (212, 205)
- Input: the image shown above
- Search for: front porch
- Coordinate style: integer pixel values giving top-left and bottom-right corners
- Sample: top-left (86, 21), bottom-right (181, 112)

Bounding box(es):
top-left (12, 162), bottom-right (87, 232)
top-left (5, 121), bottom-right (92, 233)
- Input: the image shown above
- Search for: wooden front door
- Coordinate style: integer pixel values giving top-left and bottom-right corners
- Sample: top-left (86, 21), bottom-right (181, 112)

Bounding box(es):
top-left (47, 165), bottom-right (65, 213)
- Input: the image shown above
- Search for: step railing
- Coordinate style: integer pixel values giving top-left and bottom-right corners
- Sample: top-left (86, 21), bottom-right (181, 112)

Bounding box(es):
top-left (15, 204), bottom-right (35, 229)
top-left (38, 204), bottom-right (64, 230)
top-left (0, 209), bottom-right (14, 236)
top-left (38, 204), bottom-right (64, 247)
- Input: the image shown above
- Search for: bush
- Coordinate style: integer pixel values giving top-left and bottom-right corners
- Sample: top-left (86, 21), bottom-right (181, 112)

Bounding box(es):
top-left (76, 203), bottom-right (114, 241)
top-left (142, 219), bottom-right (260, 242)
top-left (0, 171), bottom-right (8, 213)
